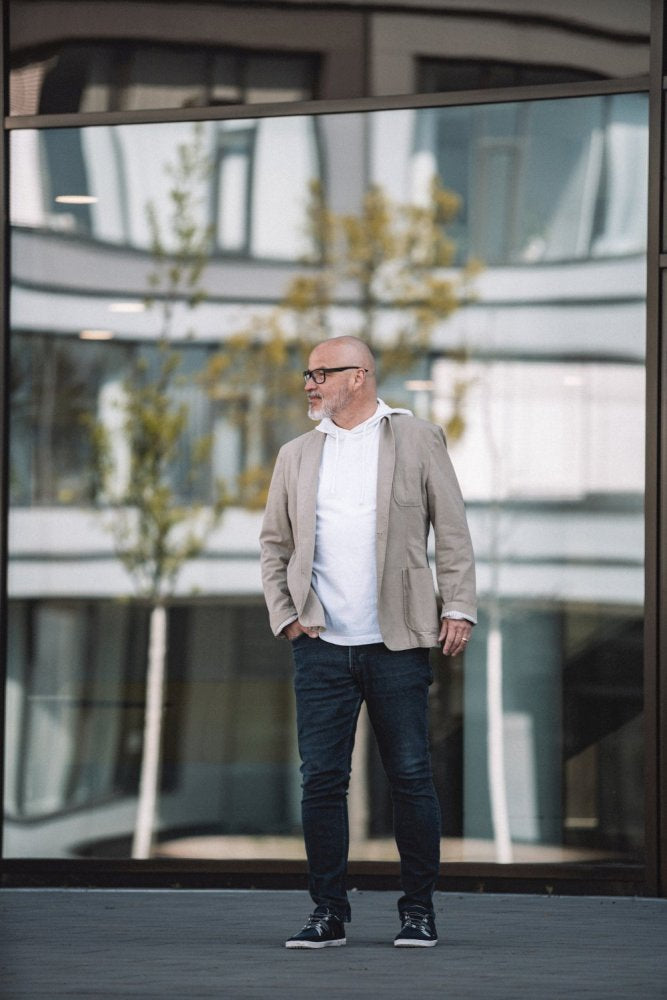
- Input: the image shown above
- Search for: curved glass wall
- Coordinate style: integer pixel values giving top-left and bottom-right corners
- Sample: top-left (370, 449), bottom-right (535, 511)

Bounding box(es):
top-left (5, 93), bottom-right (647, 863)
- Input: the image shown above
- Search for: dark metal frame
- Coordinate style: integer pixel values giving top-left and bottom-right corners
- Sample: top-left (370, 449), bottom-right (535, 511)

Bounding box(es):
top-left (0, 0), bottom-right (9, 866)
top-left (0, 1), bottom-right (664, 895)
top-left (6, 75), bottom-right (650, 131)
top-left (0, 858), bottom-right (646, 896)
top-left (646, 0), bottom-right (667, 899)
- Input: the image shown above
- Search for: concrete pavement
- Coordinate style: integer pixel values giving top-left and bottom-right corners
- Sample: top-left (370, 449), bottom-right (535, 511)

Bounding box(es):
top-left (1, 889), bottom-right (665, 999)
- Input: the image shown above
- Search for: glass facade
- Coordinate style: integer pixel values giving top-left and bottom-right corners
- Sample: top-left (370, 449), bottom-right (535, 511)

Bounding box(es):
top-left (4, 91), bottom-right (647, 865)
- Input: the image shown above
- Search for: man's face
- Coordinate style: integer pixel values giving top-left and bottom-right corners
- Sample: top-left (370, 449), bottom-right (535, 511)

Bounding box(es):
top-left (304, 349), bottom-right (357, 421)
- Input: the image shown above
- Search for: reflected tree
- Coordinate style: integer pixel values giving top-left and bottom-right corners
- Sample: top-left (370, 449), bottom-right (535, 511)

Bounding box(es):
top-left (480, 362), bottom-right (512, 863)
top-left (10, 336), bottom-right (99, 505)
top-left (203, 176), bottom-right (480, 507)
top-left (89, 124), bottom-right (225, 858)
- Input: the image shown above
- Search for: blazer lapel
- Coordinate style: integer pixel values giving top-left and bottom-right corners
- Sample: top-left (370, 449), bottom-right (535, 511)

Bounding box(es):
top-left (375, 416), bottom-right (395, 589)
top-left (296, 430), bottom-right (325, 577)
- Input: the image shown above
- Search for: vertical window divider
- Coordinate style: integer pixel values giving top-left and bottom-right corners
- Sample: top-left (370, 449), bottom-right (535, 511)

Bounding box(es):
top-left (645, 0), bottom-right (667, 898)
top-left (0, 0), bottom-right (10, 863)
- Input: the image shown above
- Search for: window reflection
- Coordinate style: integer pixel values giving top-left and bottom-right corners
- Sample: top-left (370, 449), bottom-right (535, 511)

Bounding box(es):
top-left (418, 58), bottom-right (604, 93)
top-left (6, 95), bottom-right (647, 863)
top-left (11, 118), bottom-right (321, 258)
top-left (411, 94), bottom-right (648, 265)
top-left (13, 40), bottom-right (318, 115)
top-left (5, 601), bottom-right (148, 820)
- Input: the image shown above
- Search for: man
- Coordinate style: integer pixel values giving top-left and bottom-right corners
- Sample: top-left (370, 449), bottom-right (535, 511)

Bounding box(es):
top-left (260, 335), bottom-right (476, 949)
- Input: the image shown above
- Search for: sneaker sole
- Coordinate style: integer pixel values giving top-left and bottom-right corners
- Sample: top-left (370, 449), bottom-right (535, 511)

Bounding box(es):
top-left (285, 939), bottom-right (346, 949)
top-left (394, 939), bottom-right (437, 948)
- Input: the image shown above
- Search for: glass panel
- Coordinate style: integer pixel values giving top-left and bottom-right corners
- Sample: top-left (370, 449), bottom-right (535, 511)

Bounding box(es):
top-left (10, 1), bottom-right (649, 116)
top-left (5, 94), bottom-right (646, 864)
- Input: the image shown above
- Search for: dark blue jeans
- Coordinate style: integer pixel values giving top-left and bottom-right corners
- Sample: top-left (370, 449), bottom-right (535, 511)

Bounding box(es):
top-left (290, 636), bottom-right (441, 922)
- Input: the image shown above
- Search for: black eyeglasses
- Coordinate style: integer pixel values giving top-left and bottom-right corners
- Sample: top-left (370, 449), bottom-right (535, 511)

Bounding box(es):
top-left (303, 366), bottom-right (368, 385)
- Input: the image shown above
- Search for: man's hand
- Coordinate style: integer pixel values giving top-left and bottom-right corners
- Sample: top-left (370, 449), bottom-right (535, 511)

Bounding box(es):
top-left (283, 620), bottom-right (320, 640)
top-left (439, 618), bottom-right (473, 657)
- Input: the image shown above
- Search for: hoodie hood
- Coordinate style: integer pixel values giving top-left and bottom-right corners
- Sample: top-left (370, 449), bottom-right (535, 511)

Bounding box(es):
top-left (315, 398), bottom-right (412, 437)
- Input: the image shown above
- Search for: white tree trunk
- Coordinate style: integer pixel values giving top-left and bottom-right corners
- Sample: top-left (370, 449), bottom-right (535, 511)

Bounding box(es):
top-left (132, 603), bottom-right (168, 859)
top-left (348, 705), bottom-right (370, 848)
top-left (486, 622), bottom-right (513, 864)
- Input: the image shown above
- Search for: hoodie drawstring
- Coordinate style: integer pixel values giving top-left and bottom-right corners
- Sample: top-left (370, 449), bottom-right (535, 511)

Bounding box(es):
top-left (359, 421), bottom-right (370, 506)
top-left (329, 426), bottom-right (340, 495)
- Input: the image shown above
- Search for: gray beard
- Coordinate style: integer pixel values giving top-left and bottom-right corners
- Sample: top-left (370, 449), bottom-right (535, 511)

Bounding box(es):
top-left (307, 401), bottom-right (326, 420)
top-left (307, 385), bottom-right (352, 421)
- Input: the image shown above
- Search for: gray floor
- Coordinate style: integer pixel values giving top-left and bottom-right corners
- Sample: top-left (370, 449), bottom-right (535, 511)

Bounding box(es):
top-left (1, 889), bottom-right (666, 1000)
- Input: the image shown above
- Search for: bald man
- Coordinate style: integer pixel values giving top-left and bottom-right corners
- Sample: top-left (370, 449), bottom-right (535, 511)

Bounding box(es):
top-left (260, 336), bottom-right (476, 949)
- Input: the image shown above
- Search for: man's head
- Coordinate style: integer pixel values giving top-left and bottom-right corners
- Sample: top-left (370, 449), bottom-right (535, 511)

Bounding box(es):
top-left (304, 336), bottom-right (377, 427)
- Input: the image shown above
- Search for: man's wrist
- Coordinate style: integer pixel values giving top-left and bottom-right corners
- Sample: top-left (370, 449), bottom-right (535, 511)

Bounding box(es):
top-left (277, 614), bottom-right (298, 637)
top-left (442, 610), bottom-right (477, 625)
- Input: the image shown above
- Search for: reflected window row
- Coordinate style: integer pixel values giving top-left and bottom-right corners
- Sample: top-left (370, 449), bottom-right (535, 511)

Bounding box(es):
top-left (9, 0), bottom-right (650, 116)
top-left (9, 332), bottom-right (646, 510)
top-left (11, 94), bottom-right (648, 267)
top-left (4, 598), bottom-right (643, 863)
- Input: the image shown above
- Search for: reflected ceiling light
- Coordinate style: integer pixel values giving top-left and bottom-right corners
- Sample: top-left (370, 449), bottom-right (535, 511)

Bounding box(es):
top-left (405, 380), bottom-right (434, 391)
top-left (55, 194), bottom-right (98, 204)
top-left (108, 301), bottom-right (146, 313)
top-left (80, 329), bottom-right (114, 340)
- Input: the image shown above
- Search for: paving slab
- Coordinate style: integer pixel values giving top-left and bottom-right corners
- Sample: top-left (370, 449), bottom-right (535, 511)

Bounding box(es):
top-left (1, 889), bottom-right (665, 1000)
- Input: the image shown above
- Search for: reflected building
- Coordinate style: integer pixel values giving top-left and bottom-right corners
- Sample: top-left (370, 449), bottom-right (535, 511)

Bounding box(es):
top-left (1, 0), bottom-right (658, 889)
top-left (9, 1), bottom-right (649, 115)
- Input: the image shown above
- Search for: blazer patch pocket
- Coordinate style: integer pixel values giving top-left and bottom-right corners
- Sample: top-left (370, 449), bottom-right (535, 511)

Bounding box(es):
top-left (403, 567), bottom-right (438, 633)
top-left (393, 475), bottom-right (424, 507)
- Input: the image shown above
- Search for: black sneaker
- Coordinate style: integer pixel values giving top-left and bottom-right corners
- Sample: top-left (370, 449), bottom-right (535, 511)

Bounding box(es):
top-left (285, 909), bottom-right (347, 949)
top-left (394, 907), bottom-right (438, 947)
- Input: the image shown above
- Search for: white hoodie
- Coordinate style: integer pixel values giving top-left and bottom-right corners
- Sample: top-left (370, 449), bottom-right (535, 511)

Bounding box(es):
top-left (312, 399), bottom-right (411, 645)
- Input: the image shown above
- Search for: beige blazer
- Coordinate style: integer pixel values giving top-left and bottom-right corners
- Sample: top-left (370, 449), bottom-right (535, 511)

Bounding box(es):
top-left (259, 413), bottom-right (476, 650)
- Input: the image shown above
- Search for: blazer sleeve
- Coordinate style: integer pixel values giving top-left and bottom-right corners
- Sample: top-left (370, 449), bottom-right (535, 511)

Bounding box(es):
top-left (426, 426), bottom-right (477, 621)
top-left (259, 447), bottom-right (299, 636)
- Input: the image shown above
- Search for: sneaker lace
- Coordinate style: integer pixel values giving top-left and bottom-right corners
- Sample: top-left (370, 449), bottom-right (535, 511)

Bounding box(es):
top-left (304, 912), bottom-right (337, 933)
top-left (402, 911), bottom-right (431, 932)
